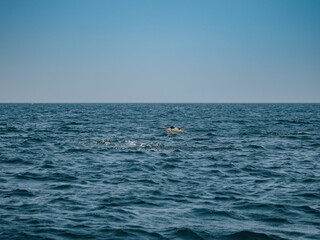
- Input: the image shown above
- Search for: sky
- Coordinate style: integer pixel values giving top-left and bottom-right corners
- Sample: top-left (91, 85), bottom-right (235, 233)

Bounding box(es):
top-left (0, 0), bottom-right (319, 103)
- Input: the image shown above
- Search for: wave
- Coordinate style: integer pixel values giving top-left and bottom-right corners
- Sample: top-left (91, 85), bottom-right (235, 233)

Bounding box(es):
top-left (92, 138), bottom-right (197, 152)
top-left (99, 227), bottom-right (165, 240)
top-left (192, 207), bottom-right (242, 220)
top-left (165, 227), bottom-right (206, 240)
top-left (247, 144), bottom-right (265, 150)
top-left (2, 188), bottom-right (35, 198)
top-left (277, 119), bottom-right (310, 125)
top-left (16, 171), bottom-right (78, 182)
top-left (1, 157), bottom-right (31, 165)
top-left (223, 230), bottom-right (286, 240)
top-left (261, 131), bottom-right (308, 137)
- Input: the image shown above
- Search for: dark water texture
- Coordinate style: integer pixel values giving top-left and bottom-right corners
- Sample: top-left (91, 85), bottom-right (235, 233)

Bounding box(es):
top-left (0, 103), bottom-right (320, 240)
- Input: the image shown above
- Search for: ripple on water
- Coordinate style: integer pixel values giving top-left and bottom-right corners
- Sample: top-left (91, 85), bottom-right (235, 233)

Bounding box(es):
top-left (224, 230), bottom-right (286, 240)
top-left (1, 103), bottom-right (320, 240)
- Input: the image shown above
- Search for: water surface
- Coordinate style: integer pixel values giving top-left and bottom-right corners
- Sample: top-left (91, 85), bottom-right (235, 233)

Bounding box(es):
top-left (1, 103), bottom-right (319, 239)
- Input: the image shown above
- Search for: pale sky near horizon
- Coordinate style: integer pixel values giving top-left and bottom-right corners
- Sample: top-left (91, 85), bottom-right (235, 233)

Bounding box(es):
top-left (0, 0), bottom-right (319, 103)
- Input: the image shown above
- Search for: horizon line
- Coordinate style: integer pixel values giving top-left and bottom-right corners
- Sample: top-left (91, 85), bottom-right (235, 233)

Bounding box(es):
top-left (0, 102), bottom-right (319, 104)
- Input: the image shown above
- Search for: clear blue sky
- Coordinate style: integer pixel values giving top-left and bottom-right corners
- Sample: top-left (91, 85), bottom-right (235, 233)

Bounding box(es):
top-left (1, 0), bottom-right (319, 103)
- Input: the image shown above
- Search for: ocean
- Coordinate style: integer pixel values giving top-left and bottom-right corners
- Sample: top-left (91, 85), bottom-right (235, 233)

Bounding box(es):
top-left (0, 103), bottom-right (319, 240)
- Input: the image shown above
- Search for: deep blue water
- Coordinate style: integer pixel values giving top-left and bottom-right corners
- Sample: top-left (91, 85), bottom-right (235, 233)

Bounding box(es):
top-left (0, 103), bottom-right (320, 240)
